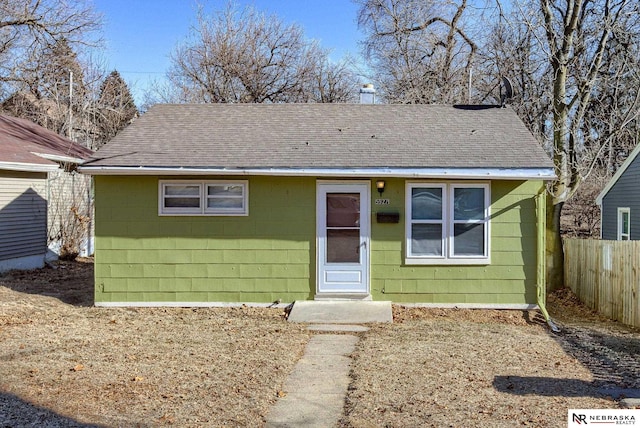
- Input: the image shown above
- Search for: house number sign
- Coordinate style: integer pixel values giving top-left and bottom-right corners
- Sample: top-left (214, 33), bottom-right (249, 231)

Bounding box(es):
top-left (375, 199), bottom-right (390, 205)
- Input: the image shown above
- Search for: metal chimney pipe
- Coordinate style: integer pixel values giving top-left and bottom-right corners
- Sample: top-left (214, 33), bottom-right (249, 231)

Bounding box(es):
top-left (359, 84), bottom-right (376, 104)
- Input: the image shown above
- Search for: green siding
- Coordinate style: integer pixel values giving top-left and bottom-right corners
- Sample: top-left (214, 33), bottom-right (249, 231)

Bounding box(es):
top-left (94, 176), bottom-right (543, 305)
top-left (369, 179), bottom-right (542, 305)
top-left (94, 176), bottom-right (316, 303)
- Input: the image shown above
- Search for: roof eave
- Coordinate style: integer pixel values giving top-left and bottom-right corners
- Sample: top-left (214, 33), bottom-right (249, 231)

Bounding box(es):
top-left (79, 166), bottom-right (556, 180)
top-left (31, 152), bottom-right (87, 165)
top-left (0, 161), bottom-right (60, 173)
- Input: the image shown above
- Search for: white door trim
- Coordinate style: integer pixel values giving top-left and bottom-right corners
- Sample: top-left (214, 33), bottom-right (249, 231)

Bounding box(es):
top-left (316, 180), bottom-right (371, 298)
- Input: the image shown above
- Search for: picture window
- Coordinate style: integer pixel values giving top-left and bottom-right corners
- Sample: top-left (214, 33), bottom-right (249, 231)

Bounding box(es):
top-left (406, 182), bottom-right (490, 264)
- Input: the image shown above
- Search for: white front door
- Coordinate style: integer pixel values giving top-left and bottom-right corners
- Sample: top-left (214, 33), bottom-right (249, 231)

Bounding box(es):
top-left (317, 182), bottom-right (370, 296)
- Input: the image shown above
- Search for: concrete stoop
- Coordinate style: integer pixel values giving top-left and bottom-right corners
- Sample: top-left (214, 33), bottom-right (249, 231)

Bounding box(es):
top-left (286, 300), bottom-right (393, 324)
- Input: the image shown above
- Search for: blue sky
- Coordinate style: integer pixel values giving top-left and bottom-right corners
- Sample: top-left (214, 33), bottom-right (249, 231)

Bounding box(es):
top-left (92, 0), bottom-right (363, 105)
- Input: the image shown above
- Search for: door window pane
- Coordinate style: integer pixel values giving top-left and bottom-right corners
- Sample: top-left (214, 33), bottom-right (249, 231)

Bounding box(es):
top-left (327, 229), bottom-right (360, 263)
top-left (327, 193), bottom-right (360, 227)
top-left (411, 188), bottom-right (442, 220)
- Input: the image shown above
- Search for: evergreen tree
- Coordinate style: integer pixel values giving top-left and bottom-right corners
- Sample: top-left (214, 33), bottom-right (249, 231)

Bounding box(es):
top-left (96, 70), bottom-right (138, 148)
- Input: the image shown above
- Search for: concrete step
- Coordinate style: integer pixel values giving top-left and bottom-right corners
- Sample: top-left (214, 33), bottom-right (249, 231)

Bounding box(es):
top-left (287, 300), bottom-right (393, 324)
top-left (307, 324), bottom-right (370, 332)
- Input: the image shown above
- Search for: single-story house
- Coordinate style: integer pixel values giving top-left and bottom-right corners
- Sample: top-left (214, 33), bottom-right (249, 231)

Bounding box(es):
top-left (596, 143), bottom-right (640, 240)
top-left (80, 103), bottom-right (555, 308)
top-left (0, 114), bottom-right (93, 272)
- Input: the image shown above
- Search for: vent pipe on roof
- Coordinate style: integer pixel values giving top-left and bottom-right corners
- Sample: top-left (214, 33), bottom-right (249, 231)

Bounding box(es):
top-left (359, 84), bottom-right (376, 104)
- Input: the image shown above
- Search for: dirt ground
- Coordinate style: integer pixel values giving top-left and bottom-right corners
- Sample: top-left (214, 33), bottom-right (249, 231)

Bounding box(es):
top-left (0, 259), bottom-right (638, 427)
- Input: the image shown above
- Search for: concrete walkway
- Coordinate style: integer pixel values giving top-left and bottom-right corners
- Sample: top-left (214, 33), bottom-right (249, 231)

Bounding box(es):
top-left (265, 333), bottom-right (360, 428)
top-left (266, 302), bottom-right (391, 427)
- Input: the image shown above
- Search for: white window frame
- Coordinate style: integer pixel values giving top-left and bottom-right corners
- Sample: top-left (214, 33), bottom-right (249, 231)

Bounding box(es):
top-left (406, 182), bottom-right (490, 265)
top-left (617, 207), bottom-right (630, 240)
top-left (159, 180), bottom-right (248, 216)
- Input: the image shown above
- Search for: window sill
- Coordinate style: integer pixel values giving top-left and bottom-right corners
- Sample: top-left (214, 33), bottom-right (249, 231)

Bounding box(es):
top-left (404, 257), bottom-right (491, 266)
top-left (158, 212), bottom-right (248, 217)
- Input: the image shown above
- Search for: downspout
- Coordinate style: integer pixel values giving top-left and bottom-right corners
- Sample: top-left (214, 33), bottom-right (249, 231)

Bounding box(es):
top-left (536, 187), bottom-right (560, 332)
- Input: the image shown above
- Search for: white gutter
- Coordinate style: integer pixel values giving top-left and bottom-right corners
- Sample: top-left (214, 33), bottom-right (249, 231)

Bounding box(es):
top-left (31, 152), bottom-right (86, 164)
top-left (79, 166), bottom-right (556, 180)
top-left (0, 161), bottom-right (60, 173)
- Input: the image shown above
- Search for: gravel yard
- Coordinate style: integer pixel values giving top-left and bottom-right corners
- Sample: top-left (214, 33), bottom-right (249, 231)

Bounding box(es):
top-left (0, 259), bottom-right (638, 427)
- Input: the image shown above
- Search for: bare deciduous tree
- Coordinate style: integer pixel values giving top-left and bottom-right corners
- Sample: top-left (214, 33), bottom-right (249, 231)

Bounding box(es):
top-left (0, 0), bottom-right (102, 98)
top-left (484, 0), bottom-right (640, 287)
top-left (299, 54), bottom-right (361, 103)
top-left (478, 12), bottom-right (552, 139)
top-left (164, 3), bottom-right (358, 104)
top-left (2, 38), bottom-right (86, 134)
top-left (358, 0), bottom-right (640, 289)
top-left (528, 0), bottom-right (640, 288)
top-left (356, 0), bottom-right (477, 104)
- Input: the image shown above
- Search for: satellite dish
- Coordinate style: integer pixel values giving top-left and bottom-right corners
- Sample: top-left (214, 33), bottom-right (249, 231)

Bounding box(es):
top-left (500, 77), bottom-right (514, 107)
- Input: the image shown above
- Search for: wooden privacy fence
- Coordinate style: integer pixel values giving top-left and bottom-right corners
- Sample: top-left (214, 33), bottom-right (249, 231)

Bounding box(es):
top-left (564, 238), bottom-right (640, 328)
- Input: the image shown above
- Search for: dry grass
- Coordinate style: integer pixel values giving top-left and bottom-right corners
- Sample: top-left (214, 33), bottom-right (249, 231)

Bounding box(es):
top-left (0, 259), bottom-right (310, 427)
top-left (343, 317), bottom-right (612, 427)
top-left (341, 297), bottom-right (640, 427)
top-left (1, 259), bottom-right (638, 427)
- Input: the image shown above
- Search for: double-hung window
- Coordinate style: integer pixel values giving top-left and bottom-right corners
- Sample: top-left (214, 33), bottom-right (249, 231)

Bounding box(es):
top-left (617, 207), bottom-right (630, 240)
top-left (406, 182), bottom-right (490, 264)
top-left (159, 180), bottom-right (248, 216)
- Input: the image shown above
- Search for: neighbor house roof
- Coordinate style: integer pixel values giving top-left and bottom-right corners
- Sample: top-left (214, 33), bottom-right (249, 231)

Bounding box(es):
top-left (0, 114), bottom-right (93, 172)
top-left (81, 104), bottom-right (555, 180)
top-left (595, 142), bottom-right (640, 206)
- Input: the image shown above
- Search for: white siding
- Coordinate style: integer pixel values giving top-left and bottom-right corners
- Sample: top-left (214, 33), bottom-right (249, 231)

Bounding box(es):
top-left (0, 170), bottom-right (48, 263)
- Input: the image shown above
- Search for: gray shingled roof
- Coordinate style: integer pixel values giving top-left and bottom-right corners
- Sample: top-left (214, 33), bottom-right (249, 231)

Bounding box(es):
top-left (83, 104), bottom-right (553, 170)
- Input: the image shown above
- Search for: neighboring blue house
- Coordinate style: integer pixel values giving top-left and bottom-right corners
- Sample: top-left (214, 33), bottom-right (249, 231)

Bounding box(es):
top-left (596, 144), bottom-right (640, 240)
